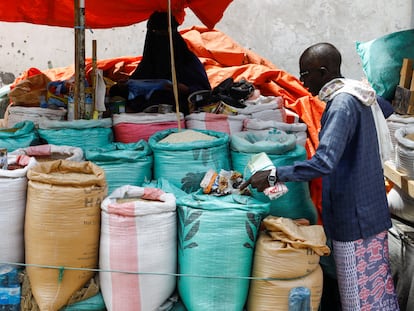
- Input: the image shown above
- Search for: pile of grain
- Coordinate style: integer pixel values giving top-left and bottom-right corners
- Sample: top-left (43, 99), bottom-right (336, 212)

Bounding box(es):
top-left (159, 129), bottom-right (216, 143)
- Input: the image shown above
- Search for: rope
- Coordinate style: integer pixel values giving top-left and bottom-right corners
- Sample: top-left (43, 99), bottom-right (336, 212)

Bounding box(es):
top-left (0, 261), bottom-right (315, 282)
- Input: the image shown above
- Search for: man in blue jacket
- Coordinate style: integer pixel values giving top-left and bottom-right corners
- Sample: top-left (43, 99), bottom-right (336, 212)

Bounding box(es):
top-left (240, 42), bottom-right (399, 311)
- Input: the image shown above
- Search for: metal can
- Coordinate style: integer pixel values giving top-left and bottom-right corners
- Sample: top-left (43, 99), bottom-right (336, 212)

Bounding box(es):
top-left (0, 148), bottom-right (7, 170)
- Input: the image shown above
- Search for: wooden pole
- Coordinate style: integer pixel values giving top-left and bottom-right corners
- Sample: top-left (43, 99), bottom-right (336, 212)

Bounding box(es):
top-left (92, 39), bottom-right (97, 118)
top-left (168, 0), bottom-right (181, 130)
top-left (74, 0), bottom-right (86, 119)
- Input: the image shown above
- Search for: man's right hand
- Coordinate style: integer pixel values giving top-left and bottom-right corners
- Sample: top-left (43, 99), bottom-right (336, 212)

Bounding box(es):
top-left (239, 169), bottom-right (272, 192)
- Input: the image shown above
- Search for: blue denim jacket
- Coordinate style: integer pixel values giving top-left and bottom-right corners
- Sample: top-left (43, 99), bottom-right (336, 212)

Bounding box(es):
top-left (277, 92), bottom-right (392, 241)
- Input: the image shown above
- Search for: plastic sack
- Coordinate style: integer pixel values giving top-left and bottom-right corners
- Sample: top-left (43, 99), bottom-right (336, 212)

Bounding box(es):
top-left (37, 118), bottom-right (113, 152)
top-left (230, 129), bottom-right (297, 155)
top-left (85, 140), bottom-right (153, 194)
top-left (177, 192), bottom-right (270, 311)
top-left (149, 128), bottom-right (231, 193)
top-left (0, 121), bottom-right (39, 152)
top-left (0, 155), bottom-right (37, 264)
top-left (356, 29), bottom-right (414, 100)
top-left (231, 143), bottom-right (317, 224)
top-left (25, 160), bottom-right (107, 311)
top-left (100, 185), bottom-right (177, 311)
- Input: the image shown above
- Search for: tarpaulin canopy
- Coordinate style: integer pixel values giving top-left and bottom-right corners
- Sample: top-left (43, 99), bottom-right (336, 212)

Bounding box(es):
top-left (0, 0), bottom-right (233, 29)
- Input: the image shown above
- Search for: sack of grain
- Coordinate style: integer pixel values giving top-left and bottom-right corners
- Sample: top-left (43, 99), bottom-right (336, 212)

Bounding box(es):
top-left (85, 140), bottom-right (153, 194)
top-left (0, 155), bottom-right (37, 263)
top-left (37, 118), bottom-right (113, 152)
top-left (0, 121), bottom-right (39, 152)
top-left (247, 216), bottom-right (329, 311)
top-left (178, 192), bottom-right (270, 311)
top-left (25, 160), bottom-right (107, 311)
top-left (231, 136), bottom-right (317, 224)
top-left (100, 185), bottom-right (177, 311)
top-left (149, 129), bottom-right (231, 193)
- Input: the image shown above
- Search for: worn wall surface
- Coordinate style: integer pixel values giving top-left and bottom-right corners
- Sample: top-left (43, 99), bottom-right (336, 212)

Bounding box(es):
top-left (0, 0), bottom-right (412, 82)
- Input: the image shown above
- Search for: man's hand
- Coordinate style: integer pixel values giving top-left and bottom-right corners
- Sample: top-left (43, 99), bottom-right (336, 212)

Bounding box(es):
top-left (239, 169), bottom-right (272, 192)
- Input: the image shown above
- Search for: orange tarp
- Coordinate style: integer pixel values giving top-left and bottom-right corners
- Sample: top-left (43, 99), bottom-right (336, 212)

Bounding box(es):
top-left (13, 27), bottom-right (325, 223)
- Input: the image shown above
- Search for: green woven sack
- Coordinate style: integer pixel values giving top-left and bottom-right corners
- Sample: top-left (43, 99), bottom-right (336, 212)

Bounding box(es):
top-left (37, 119), bottom-right (113, 152)
top-left (0, 121), bottom-right (38, 151)
top-left (148, 129), bottom-right (231, 193)
top-left (231, 145), bottom-right (317, 224)
top-left (177, 192), bottom-right (269, 311)
top-left (85, 140), bottom-right (153, 195)
top-left (356, 29), bottom-right (414, 100)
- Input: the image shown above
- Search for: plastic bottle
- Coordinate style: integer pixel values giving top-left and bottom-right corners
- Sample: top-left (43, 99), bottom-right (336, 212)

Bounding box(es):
top-left (288, 286), bottom-right (311, 311)
top-left (0, 265), bottom-right (21, 311)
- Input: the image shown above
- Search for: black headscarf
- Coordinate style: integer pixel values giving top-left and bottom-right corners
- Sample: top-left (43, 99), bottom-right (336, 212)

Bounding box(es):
top-left (130, 11), bottom-right (195, 81)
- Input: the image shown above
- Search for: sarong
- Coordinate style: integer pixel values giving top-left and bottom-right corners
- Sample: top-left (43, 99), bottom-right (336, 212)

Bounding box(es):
top-left (333, 231), bottom-right (400, 311)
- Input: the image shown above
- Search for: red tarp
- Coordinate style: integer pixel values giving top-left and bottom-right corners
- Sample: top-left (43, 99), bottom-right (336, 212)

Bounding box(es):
top-left (0, 0), bottom-right (233, 29)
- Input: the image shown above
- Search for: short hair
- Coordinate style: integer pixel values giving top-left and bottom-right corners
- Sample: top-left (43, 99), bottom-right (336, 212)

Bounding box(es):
top-left (301, 42), bottom-right (342, 74)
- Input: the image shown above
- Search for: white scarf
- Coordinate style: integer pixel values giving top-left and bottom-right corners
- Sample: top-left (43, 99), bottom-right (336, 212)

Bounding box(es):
top-left (319, 78), bottom-right (393, 165)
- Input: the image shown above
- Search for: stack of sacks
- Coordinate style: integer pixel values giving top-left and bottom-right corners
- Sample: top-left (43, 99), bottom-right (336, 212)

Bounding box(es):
top-left (238, 95), bottom-right (286, 122)
top-left (387, 114), bottom-right (414, 163)
top-left (112, 112), bottom-right (185, 143)
top-left (243, 119), bottom-right (308, 147)
top-left (185, 112), bottom-right (247, 135)
top-left (394, 126), bottom-right (414, 179)
top-left (387, 125), bottom-right (414, 225)
top-left (247, 216), bottom-right (330, 311)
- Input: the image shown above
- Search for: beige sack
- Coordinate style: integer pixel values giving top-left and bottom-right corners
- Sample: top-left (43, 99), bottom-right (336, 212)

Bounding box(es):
top-left (246, 216), bottom-right (330, 311)
top-left (25, 160), bottom-right (107, 311)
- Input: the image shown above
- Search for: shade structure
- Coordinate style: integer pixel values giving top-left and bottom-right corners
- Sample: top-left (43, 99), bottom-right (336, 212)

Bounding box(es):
top-left (0, 0), bottom-right (233, 29)
top-left (0, 0), bottom-right (233, 119)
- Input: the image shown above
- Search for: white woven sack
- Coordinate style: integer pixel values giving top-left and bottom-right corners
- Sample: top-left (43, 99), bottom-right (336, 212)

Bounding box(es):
top-left (395, 126), bottom-right (414, 178)
top-left (388, 115), bottom-right (414, 164)
top-left (7, 106), bottom-right (67, 128)
top-left (185, 112), bottom-right (246, 135)
top-left (100, 185), bottom-right (177, 311)
top-left (0, 156), bottom-right (37, 263)
top-left (239, 96), bottom-right (286, 122)
top-left (10, 144), bottom-right (84, 162)
top-left (387, 186), bottom-right (414, 223)
top-left (112, 112), bottom-right (183, 126)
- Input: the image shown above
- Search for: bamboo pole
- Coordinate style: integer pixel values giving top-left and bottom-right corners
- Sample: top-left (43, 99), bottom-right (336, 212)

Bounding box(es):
top-left (168, 0), bottom-right (181, 130)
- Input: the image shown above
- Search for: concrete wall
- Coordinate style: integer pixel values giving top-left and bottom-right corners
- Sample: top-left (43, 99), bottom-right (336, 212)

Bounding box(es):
top-left (0, 0), bottom-right (412, 83)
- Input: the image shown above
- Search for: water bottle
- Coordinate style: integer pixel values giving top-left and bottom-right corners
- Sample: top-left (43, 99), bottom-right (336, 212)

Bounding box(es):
top-left (288, 286), bottom-right (311, 311)
top-left (0, 265), bottom-right (21, 311)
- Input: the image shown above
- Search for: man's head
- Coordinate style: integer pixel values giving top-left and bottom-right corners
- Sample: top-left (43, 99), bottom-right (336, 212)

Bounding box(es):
top-left (299, 42), bottom-right (343, 96)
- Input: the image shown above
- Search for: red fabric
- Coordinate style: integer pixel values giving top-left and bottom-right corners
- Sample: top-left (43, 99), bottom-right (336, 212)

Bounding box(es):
top-left (0, 0), bottom-right (233, 29)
